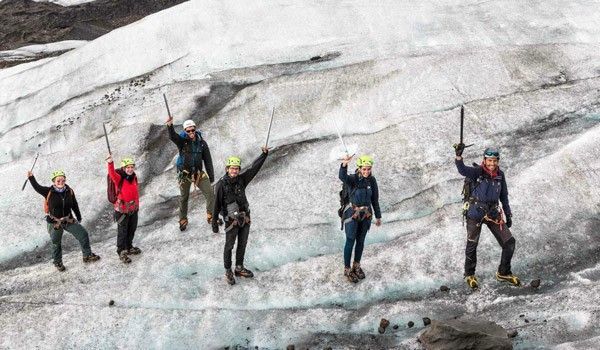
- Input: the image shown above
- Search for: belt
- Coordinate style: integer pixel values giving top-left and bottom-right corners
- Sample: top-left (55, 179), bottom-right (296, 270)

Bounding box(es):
top-left (225, 211), bottom-right (251, 232)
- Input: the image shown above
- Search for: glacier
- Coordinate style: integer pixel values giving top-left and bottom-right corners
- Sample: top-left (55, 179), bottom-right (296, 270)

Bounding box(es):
top-left (1, 0), bottom-right (599, 348)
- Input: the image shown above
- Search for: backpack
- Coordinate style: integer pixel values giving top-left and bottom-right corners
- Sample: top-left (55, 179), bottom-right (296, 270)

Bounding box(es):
top-left (461, 163), bottom-right (484, 220)
top-left (107, 175), bottom-right (125, 204)
top-left (337, 183), bottom-right (351, 219)
top-left (44, 187), bottom-right (74, 214)
top-left (176, 131), bottom-right (203, 172)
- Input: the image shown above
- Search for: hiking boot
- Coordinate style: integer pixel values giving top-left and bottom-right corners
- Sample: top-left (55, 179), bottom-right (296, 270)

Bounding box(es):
top-left (127, 247), bottom-right (142, 255)
top-left (352, 261), bottom-right (365, 280)
top-left (119, 251), bottom-right (131, 264)
top-left (54, 262), bottom-right (66, 272)
top-left (234, 266), bottom-right (254, 278)
top-left (179, 218), bottom-right (188, 231)
top-left (82, 253), bottom-right (101, 263)
top-left (344, 267), bottom-right (359, 283)
top-left (465, 275), bottom-right (479, 289)
top-left (496, 272), bottom-right (521, 286)
top-left (225, 269), bottom-right (236, 285)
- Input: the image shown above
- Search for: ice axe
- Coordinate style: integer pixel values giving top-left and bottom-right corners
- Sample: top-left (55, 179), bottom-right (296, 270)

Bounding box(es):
top-left (331, 116), bottom-right (354, 160)
top-left (163, 93), bottom-right (172, 121)
top-left (21, 153), bottom-right (39, 191)
top-left (102, 122), bottom-right (112, 155)
top-left (453, 105), bottom-right (474, 152)
top-left (265, 107), bottom-right (275, 149)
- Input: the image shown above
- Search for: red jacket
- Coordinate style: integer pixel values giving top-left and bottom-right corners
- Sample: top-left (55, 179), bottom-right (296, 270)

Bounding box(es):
top-left (108, 162), bottom-right (139, 213)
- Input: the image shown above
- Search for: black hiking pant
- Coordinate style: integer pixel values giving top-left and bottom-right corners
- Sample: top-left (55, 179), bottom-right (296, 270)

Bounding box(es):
top-left (465, 218), bottom-right (515, 276)
top-left (224, 224), bottom-right (250, 270)
top-left (115, 211), bottom-right (138, 254)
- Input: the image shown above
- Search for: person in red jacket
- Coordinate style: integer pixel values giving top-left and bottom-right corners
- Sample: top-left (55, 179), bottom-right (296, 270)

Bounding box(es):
top-left (106, 154), bottom-right (140, 264)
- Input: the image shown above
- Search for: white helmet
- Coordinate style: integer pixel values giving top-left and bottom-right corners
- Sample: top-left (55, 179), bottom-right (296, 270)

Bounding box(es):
top-left (183, 119), bottom-right (196, 130)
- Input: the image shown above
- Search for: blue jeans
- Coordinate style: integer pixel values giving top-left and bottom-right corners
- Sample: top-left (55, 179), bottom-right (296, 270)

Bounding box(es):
top-left (343, 210), bottom-right (372, 268)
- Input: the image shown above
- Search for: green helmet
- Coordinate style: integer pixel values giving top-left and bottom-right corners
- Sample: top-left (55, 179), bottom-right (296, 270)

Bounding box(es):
top-left (121, 157), bottom-right (135, 167)
top-left (226, 156), bottom-right (241, 167)
top-left (50, 170), bottom-right (66, 181)
top-left (356, 155), bottom-right (374, 168)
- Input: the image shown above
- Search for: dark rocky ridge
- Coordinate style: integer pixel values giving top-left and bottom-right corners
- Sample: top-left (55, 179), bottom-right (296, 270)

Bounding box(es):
top-left (0, 0), bottom-right (187, 51)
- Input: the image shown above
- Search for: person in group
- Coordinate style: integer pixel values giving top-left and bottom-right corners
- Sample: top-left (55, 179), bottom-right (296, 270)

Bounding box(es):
top-left (339, 154), bottom-right (382, 283)
top-left (454, 144), bottom-right (519, 289)
top-left (212, 147), bottom-right (269, 285)
top-left (27, 170), bottom-right (100, 271)
top-left (166, 115), bottom-right (215, 231)
top-left (106, 155), bottom-right (140, 264)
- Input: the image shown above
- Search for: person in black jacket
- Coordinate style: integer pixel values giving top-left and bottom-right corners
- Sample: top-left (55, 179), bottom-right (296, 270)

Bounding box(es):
top-left (454, 145), bottom-right (519, 289)
top-left (212, 147), bottom-right (269, 285)
top-left (27, 170), bottom-right (100, 271)
top-left (166, 116), bottom-right (215, 231)
top-left (339, 154), bottom-right (382, 283)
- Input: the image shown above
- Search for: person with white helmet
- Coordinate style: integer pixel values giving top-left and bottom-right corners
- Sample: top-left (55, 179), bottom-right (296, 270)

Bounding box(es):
top-left (339, 154), bottom-right (382, 283)
top-left (106, 154), bottom-right (140, 264)
top-left (26, 169), bottom-right (100, 271)
top-left (212, 147), bottom-right (269, 285)
top-left (166, 115), bottom-right (215, 231)
top-left (454, 144), bottom-right (518, 289)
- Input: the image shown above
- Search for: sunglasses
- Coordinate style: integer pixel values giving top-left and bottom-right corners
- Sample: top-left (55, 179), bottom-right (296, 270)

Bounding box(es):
top-left (484, 150), bottom-right (500, 158)
top-left (185, 129), bottom-right (196, 134)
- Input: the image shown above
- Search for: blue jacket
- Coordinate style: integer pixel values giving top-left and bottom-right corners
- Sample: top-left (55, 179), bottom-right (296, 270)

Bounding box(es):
top-left (339, 164), bottom-right (382, 219)
top-left (167, 124), bottom-right (214, 182)
top-left (455, 158), bottom-right (511, 221)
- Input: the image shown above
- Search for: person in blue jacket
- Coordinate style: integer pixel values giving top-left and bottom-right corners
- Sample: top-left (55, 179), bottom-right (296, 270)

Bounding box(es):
top-left (339, 154), bottom-right (382, 283)
top-left (455, 144), bottom-right (520, 289)
top-left (166, 117), bottom-right (215, 231)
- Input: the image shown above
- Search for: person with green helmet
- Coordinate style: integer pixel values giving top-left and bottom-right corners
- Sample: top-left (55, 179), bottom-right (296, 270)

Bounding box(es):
top-left (212, 147), bottom-right (269, 285)
top-left (166, 115), bottom-right (215, 231)
top-left (339, 154), bottom-right (382, 283)
top-left (455, 144), bottom-right (518, 289)
top-left (26, 169), bottom-right (100, 271)
top-left (106, 154), bottom-right (140, 264)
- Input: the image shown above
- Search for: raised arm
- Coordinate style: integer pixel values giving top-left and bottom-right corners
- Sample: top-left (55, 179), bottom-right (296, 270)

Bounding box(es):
top-left (455, 157), bottom-right (481, 180)
top-left (28, 174), bottom-right (51, 197)
top-left (240, 149), bottom-right (268, 185)
top-left (107, 157), bottom-right (122, 185)
top-left (338, 164), bottom-right (358, 187)
top-left (167, 124), bottom-right (184, 148)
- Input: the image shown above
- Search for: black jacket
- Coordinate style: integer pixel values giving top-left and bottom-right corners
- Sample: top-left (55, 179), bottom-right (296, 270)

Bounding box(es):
top-left (29, 175), bottom-right (81, 223)
top-left (168, 124), bottom-right (215, 182)
top-left (212, 151), bottom-right (268, 225)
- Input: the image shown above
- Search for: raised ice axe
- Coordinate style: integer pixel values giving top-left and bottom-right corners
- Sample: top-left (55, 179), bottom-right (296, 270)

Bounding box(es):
top-left (21, 153), bottom-right (39, 191)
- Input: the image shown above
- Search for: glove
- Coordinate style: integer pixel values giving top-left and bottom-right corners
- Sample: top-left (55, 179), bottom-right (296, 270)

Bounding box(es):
top-left (454, 143), bottom-right (465, 157)
top-left (505, 215), bottom-right (512, 228)
top-left (212, 223), bottom-right (219, 233)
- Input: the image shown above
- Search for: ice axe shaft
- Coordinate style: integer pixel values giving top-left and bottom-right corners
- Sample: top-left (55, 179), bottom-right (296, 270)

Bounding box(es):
top-left (265, 107), bottom-right (275, 148)
top-left (163, 93), bottom-right (172, 119)
top-left (21, 153), bottom-right (39, 191)
top-left (455, 105), bottom-right (474, 150)
top-left (102, 123), bottom-right (112, 155)
top-left (460, 105), bottom-right (464, 144)
top-left (332, 117), bottom-right (349, 155)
